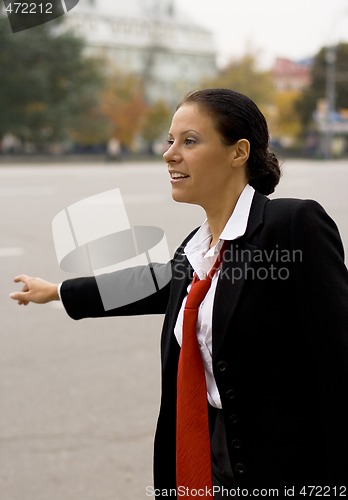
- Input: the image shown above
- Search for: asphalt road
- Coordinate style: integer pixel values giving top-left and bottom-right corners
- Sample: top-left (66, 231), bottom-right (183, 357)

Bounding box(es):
top-left (1, 159), bottom-right (347, 500)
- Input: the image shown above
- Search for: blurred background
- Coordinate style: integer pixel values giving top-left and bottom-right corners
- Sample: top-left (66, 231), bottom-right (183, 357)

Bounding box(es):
top-left (1, 0), bottom-right (348, 160)
top-left (1, 2), bottom-right (348, 499)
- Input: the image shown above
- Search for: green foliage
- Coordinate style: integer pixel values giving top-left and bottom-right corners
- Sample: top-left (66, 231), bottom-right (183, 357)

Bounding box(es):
top-left (0, 16), bottom-right (105, 145)
top-left (296, 43), bottom-right (348, 130)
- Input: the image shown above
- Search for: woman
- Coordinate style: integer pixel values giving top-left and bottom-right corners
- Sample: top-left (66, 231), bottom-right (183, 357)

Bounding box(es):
top-left (10, 89), bottom-right (348, 497)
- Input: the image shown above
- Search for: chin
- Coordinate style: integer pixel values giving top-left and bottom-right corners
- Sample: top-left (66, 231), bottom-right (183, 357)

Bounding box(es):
top-left (171, 185), bottom-right (203, 206)
top-left (171, 189), bottom-right (190, 204)
top-left (171, 193), bottom-right (198, 207)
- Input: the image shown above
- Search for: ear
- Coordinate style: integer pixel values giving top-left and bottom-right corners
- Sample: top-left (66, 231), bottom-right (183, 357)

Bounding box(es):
top-left (231, 139), bottom-right (250, 167)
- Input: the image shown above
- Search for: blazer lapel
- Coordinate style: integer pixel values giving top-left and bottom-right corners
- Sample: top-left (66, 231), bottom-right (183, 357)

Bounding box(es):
top-left (212, 192), bottom-right (269, 357)
top-left (170, 251), bottom-right (192, 328)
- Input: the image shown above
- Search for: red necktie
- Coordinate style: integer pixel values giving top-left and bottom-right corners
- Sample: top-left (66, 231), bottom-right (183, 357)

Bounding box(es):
top-left (176, 240), bottom-right (227, 496)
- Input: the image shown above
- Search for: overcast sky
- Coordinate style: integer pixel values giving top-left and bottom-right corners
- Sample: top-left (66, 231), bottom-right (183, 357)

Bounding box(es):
top-left (176, 0), bottom-right (348, 68)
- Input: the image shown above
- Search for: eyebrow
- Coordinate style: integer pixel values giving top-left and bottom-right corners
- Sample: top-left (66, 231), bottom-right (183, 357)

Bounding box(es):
top-left (168, 129), bottom-right (201, 137)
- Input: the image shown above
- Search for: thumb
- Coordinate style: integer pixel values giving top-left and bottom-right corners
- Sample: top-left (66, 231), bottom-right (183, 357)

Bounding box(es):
top-left (10, 275), bottom-right (31, 303)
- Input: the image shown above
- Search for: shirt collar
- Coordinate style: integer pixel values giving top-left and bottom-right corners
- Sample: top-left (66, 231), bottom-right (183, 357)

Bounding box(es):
top-left (184, 184), bottom-right (255, 279)
top-left (220, 183), bottom-right (255, 240)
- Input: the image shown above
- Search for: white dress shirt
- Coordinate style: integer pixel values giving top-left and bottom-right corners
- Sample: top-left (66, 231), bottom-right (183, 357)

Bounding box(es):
top-left (174, 184), bottom-right (255, 408)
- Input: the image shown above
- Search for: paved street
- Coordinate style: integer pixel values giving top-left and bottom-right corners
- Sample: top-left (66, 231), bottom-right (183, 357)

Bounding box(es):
top-left (0, 159), bottom-right (347, 500)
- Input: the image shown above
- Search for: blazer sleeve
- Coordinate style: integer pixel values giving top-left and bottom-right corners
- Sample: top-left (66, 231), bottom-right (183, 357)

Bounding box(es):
top-left (60, 261), bottom-right (172, 320)
top-left (291, 199), bottom-right (348, 482)
top-left (59, 226), bottom-right (199, 321)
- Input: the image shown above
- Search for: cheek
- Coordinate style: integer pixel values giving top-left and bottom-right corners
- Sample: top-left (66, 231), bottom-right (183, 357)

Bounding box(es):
top-left (189, 150), bottom-right (214, 175)
top-left (193, 154), bottom-right (226, 183)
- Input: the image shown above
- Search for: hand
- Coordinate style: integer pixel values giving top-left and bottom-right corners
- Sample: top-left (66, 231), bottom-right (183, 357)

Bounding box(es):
top-left (9, 275), bottom-right (60, 305)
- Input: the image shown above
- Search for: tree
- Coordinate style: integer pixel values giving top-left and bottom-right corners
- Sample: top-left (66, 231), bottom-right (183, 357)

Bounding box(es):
top-left (99, 70), bottom-right (148, 149)
top-left (296, 43), bottom-right (348, 131)
top-left (141, 100), bottom-right (171, 152)
top-left (272, 90), bottom-right (302, 145)
top-left (0, 16), bottom-right (105, 148)
top-left (203, 53), bottom-right (275, 118)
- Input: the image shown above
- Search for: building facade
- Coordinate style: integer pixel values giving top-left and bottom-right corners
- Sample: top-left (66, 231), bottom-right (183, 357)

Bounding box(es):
top-left (64, 0), bottom-right (217, 105)
top-left (272, 57), bottom-right (312, 91)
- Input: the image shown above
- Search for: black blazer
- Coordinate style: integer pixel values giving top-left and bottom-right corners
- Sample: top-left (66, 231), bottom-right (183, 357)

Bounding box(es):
top-left (61, 192), bottom-right (348, 493)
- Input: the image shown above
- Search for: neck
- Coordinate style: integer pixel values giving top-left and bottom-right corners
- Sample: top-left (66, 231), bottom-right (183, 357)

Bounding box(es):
top-left (207, 209), bottom-right (234, 248)
top-left (206, 183), bottom-right (248, 248)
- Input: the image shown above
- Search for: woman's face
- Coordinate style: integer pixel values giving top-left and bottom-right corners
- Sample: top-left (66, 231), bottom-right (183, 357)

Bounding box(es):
top-left (163, 103), bottom-right (243, 210)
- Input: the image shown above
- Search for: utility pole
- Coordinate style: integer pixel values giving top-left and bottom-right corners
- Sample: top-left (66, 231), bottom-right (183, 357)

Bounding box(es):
top-left (324, 45), bottom-right (336, 159)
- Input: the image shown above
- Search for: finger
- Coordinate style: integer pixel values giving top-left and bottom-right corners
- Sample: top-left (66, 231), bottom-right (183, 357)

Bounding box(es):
top-left (9, 291), bottom-right (28, 301)
top-left (13, 274), bottom-right (30, 283)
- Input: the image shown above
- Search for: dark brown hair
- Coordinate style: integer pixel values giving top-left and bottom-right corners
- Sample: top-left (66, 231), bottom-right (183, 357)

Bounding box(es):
top-left (177, 88), bottom-right (281, 195)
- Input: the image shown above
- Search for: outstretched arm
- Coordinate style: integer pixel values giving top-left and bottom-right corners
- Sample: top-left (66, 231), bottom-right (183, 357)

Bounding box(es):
top-left (9, 275), bottom-right (60, 306)
top-left (9, 263), bottom-right (172, 318)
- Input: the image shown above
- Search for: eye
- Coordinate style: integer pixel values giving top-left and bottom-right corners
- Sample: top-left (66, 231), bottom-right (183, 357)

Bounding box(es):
top-left (185, 138), bottom-right (196, 145)
top-left (166, 139), bottom-right (174, 147)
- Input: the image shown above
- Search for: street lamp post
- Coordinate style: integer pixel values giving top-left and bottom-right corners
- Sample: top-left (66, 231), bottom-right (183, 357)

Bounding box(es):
top-left (324, 45), bottom-right (336, 159)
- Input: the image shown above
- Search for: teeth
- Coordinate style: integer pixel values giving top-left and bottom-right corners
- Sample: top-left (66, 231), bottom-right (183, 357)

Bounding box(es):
top-left (171, 172), bottom-right (188, 178)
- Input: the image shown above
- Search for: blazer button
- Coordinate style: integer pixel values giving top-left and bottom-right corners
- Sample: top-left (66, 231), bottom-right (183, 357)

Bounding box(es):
top-left (216, 360), bottom-right (228, 373)
top-left (234, 463), bottom-right (247, 476)
top-left (225, 389), bottom-right (236, 400)
top-left (228, 413), bottom-right (239, 425)
top-left (231, 439), bottom-right (242, 450)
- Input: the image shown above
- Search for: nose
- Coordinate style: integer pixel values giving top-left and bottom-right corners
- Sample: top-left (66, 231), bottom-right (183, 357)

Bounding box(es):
top-left (163, 142), bottom-right (180, 163)
top-left (162, 145), bottom-right (172, 163)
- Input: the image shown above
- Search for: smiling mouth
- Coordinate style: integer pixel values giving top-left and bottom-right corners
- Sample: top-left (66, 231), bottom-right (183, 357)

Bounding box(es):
top-left (170, 172), bottom-right (189, 179)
